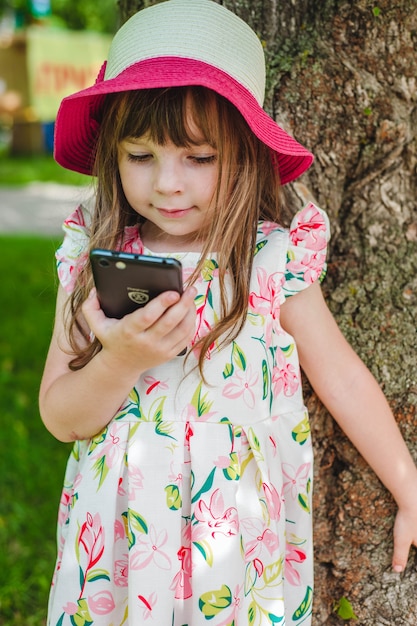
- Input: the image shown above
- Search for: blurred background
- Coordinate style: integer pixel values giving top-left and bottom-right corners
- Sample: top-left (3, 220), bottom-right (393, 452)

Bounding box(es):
top-left (0, 1), bottom-right (117, 624)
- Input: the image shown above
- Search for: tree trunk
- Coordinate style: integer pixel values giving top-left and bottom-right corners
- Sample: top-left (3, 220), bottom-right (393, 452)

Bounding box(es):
top-left (117, 1), bottom-right (417, 623)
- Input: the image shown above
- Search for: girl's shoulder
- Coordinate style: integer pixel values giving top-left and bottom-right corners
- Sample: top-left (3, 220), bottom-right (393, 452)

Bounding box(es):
top-left (256, 203), bottom-right (330, 298)
top-left (56, 205), bottom-right (92, 293)
top-left (56, 205), bottom-right (145, 293)
top-left (257, 202), bottom-right (330, 244)
top-left (285, 203), bottom-right (330, 298)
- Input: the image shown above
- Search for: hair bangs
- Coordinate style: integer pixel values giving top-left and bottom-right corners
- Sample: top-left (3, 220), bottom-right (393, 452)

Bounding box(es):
top-left (117, 87), bottom-right (218, 149)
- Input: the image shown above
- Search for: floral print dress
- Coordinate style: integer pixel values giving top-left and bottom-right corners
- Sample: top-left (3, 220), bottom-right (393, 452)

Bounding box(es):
top-left (47, 202), bottom-right (329, 626)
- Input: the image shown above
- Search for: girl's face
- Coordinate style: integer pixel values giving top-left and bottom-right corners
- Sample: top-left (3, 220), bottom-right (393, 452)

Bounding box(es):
top-left (118, 126), bottom-right (219, 252)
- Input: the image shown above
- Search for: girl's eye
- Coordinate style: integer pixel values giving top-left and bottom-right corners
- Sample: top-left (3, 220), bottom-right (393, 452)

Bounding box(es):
top-left (127, 153), bottom-right (152, 163)
top-left (190, 155), bottom-right (217, 165)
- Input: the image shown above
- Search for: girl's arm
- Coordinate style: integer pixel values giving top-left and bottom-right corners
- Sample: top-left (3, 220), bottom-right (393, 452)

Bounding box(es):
top-left (280, 281), bottom-right (417, 572)
top-left (39, 284), bottom-right (196, 443)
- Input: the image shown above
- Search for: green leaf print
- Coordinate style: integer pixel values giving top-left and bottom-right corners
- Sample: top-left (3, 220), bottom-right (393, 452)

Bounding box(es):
top-left (254, 239), bottom-right (267, 255)
top-left (292, 586), bottom-right (313, 622)
top-left (122, 509), bottom-right (148, 549)
top-left (86, 568), bottom-right (111, 583)
top-left (165, 484), bottom-right (182, 510)
top-left (193, 539), bottom-right (214, 566)
top-left (232, 341), bottom-right (246, 371)
top-left (298, 493), bottom-right (310, 514)
top-left (148, 397), bottom-right (176, 439)
top-left (291, 416), bottom-right (310, 445)
top-left (263, 558), bottom-right (283, 585)
top-left (280, 343), bottom-right (295, 358)
top-left (201, 259), bottom-right (219, 281)
top-left (199, 585), bottom-right (232, 619)
top-left (88, 428), bottom-right (107, 454)
top-left (129, 509), bottom-right (148, 534)
top-left (262, 359), bottom-right (269, 399)
top-left (116, 387), bottom-right (143, 420)
top-left (248, 601), bottom-right (257, 625)
top-left (92, 455), bottom-right (109, 489)
top-left (191, 382), bottom-right (214, 418)
top-left (222, 452), bottom-right (240, 481)
top-left (191, 467), bottom-right (216, 503)
top-left (70, 599), bottom-right (93, 626)
top-left (268, 611), bottom-right (284, 623)
top-left (72, 440), bottom-right (81, 462)
top-left (149, 396), bottom-right (166, 423)
top-left (223, 361), bottom-right (234, 379)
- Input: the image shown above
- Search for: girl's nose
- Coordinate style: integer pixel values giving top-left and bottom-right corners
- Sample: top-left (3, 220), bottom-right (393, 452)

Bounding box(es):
top-left (153, 160), bottom-right (184, 195)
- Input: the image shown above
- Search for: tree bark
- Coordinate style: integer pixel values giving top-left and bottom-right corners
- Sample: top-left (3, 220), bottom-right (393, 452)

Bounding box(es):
top-left (117, 0), bottom-right (417, 623)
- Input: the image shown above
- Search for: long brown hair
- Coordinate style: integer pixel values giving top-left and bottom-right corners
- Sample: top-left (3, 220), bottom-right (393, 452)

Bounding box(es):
top-left (66, 86), bottom-right (283, 375)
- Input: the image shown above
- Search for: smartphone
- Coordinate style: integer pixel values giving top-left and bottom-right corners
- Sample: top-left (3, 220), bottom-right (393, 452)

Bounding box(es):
top-left (90, 248), bottom-right (183, 319)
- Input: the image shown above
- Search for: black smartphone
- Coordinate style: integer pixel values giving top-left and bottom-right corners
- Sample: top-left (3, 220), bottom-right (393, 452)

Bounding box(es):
top-left (90, 248), bottom-right (183, 319)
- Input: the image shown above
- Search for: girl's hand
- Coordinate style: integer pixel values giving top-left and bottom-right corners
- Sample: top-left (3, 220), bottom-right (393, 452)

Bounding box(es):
top-left (392, 504), bottom-right (417, 572)
top-left (82, 286), bottom-right (197, 373)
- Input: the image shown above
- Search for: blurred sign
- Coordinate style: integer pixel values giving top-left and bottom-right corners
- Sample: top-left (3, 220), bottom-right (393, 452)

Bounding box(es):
top-left (26, 27), bottom-right (112, 121)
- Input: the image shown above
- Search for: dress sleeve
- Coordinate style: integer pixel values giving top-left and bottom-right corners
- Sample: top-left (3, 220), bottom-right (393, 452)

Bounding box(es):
top-left (55, 205), bottom-right (91, 293)
top-left (282, 202), bottom-right (330, 299)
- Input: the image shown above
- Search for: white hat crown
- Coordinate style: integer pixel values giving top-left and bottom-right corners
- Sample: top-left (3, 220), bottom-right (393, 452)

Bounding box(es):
top-left (105, 0), bottom-right (266, 106)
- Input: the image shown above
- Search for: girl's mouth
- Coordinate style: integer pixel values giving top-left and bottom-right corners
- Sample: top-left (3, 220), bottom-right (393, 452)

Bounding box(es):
top-left (157, 207), bottom-right (193, 219)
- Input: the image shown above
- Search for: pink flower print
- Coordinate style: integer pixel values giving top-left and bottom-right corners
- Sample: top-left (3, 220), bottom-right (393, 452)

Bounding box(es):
top-left (259, 221), bottom-right (279, 236)
top-left (249, 268), bottom-right (273, 317)
top-left (91, 422), bottom-right (127, 469)
top-left (144, 375), bottom-right (169, 395)
top-left (185, 421), bottom-right (194, 448)
top-left (114, 519), bottom-right (125, 541)
top-left (282, 463), bottom-right (311, 500)
top-left (138, 593), bottom-right (157, 620)
top-left (79, 512), bottom-right (105, 569)
top-left (170, 546), bottom-right (193, 599)
top-left (124, 464), bottom-right (145, 499)
top-left (285, 542), bottom-right (307, 586)
top-left (130, 525), bottom-right (172, 570)
top-left (114, 556), bottom-right (129, 587)
top-left (214, 455), bottom-right (232, 469)
top-left (193, 489), bottom-right (239, 539)
top-left (63, 602), bottom-right (78, 615)
top-left (262, 482), bottom-right (282, 521)
top-left (249, 269), bottom-right (283, 347)
top-left (286, 251), bottom-right (326, 284)
top-left (121, 225), bottom-right (143, 254)
top-left (290, 203), bottom-right (328, 252)
top-left (88, 590), bottom-right (115, 615)
top-left (57, 488), bottom-right (72, 528)
top-left (223, 365), bottom-right (259, 409)
top-left (241, 518), bottom-right (279, 561)
top-left (272, 361), bottom-right (299, 398)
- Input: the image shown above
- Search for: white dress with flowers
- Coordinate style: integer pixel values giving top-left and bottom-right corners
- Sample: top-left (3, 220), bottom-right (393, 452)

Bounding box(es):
top-left (47, 202), bottom-right (329, 626)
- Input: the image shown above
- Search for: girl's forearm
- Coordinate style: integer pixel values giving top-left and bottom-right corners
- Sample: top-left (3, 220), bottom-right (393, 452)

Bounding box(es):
top-left (316, 358), bottom-right (417, 509)
top-left (40, 350), bottom-right (142, 442)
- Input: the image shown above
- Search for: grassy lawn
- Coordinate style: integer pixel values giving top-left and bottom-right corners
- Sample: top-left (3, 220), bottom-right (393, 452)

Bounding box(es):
top-left (0, 151), bottom-right (89, 187)
top-left (0, 235), bottom-right (72, 625)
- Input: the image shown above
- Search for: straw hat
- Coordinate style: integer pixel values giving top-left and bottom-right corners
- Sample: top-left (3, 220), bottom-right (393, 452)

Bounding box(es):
top-left (54, 0), bottom-right (313, 184)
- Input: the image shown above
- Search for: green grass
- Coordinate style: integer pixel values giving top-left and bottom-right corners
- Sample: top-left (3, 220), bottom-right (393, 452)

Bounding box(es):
top-left (0, 236), bottom-right (72, 625)
top-left (0, 152), bottom-right (89, 186)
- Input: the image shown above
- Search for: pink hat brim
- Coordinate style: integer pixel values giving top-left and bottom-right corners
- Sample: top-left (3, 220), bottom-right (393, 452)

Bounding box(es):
top-left (54, 57), bottom-right (313, 184)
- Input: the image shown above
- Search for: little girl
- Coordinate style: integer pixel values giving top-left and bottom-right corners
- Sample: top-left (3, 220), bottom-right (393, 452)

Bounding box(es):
top-left (40, 1), bottom-right (417, 624)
